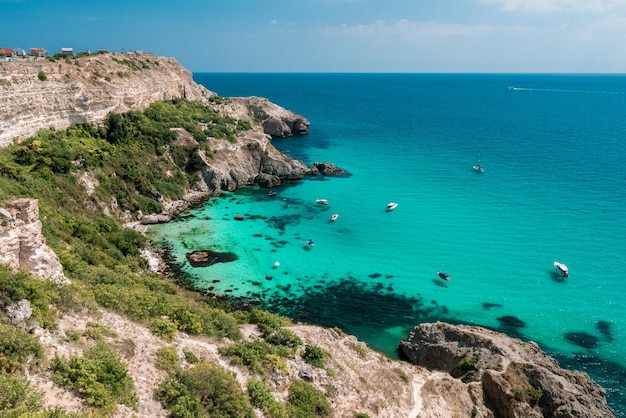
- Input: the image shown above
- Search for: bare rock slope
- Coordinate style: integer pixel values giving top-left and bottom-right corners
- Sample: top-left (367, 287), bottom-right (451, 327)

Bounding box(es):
top-left (0, 52), bottom-right (213, 146)
top-left (0, 198), bottom-right (68, 284)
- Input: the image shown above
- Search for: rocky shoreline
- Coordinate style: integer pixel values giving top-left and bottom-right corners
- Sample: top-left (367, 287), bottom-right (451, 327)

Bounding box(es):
top-left (0, 52), bottom-right (618, 417)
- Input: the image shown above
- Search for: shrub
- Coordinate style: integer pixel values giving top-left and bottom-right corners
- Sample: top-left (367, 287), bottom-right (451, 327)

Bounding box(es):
top-left (247, 378), bottom-right (287, 418)
top-left (38, 70), bottom-right (47, 81)
top-left (0, 324), bottom-right (44, 374)
top-left (50, 341), bottom-right (136, 414)
top-left (155, 360), bottom-right (254, 417)
top-left (303, 344), bottom-right (328, 368)
top-left (219, 340), bottom-right (290, 375)
top-left (264, 328), bottom-right (302, 347)
top-left (286, 380), bottom-right (331, 418)
top-left (0, 373), bottom-right (43, 414)
top-left (149, 317), bottom-right (178, 341)
top-left (156, 346), bottom-right (180, 372)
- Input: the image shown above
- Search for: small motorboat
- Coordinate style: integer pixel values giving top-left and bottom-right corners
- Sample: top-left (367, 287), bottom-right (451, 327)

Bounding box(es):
top-left (305, 239), bottom-right (315, 247)
top-left (331, 213), bottom-right (339, 221)
top-left (386, 202), bottom-right (398, 211)
top-left (554, 261), bottom-right (569, 278)
top-left (268, 190), bottom-right (277, 197)
top-left (437, 271), bottom-right (451, 281)
top-left (473, 164), bottom-right (484, 173)
top-left (316, 198), bottom-right (329, 205)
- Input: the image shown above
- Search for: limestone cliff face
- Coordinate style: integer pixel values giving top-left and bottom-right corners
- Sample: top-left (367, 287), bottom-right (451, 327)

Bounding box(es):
top-left (0, 52), bottom-right (214, 147)
top-left (195, 96), bottom-right (310, 193)
top-left (0, 198), bottom-right (68, 284)
top-left (399, 321), bottom-right (615, 418)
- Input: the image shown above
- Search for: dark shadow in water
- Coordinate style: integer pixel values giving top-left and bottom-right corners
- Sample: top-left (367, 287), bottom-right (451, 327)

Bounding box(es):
top-left (262, 278), bottom-right (449, 342)
top-left (564, 332), bottom-right (599, 349)
top-left (596, 321), bottom-right (614, 342)
top-left (482, 302), bottom-right (503, 309)
top-left (497, 315), bottom-right (526, 328)
top-left (549, 270), bottom-right (566, 282)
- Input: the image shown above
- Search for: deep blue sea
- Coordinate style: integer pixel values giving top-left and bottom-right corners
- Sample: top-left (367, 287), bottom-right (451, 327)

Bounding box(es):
top-left (149, 73), bottom-right (626, 415)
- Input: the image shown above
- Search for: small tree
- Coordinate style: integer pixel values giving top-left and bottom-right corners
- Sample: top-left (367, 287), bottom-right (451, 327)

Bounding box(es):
top-left (37, 70), bottom-right (47, 81)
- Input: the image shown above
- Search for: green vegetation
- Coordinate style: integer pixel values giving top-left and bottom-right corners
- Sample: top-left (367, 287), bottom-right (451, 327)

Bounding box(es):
top-left (247, 378), bottom-right (287, 418)
top-left (219, 340), bottom-right (290, 376)
top-left (393, 367), bottom-right (410, 384)
top-left (155, 346), bottom-right (180, 372)
top-left (0, 322), bottom-right (44, 374)
top-left (50, 340), bottom-right (137, 414)
top-left (37, 70), bottom-right (47, 81)
top-left (286, 380), bottom-right (331, 418)
top-left (514, 385), bottom-right (543, 404)
top-left (155, 360), bottom-right (255, 418)
top-left (303, 344), bottom-right (329, 368)
top-left (0, 96), bottom-right (338, 416)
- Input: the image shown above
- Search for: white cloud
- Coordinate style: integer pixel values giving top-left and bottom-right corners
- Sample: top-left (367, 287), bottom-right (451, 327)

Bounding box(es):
top-left (478, 0), bottom-right (626, 12)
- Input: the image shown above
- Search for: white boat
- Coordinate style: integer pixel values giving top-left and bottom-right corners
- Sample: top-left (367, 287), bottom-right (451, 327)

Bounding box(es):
top-left (316, 198), bottom-right (329, 205)
top-left (305, 239), bottom-right (315, 247)
top-left (438, 271), bottom-right (451, 281)
top-left (473, 164), bottom-right (484, 173)
top-left (386, 202), bottom-right (398, 211)
top-left (554, 261), bottom-right (569, 278)
top-left (331, 213), bottom-right (339, 221)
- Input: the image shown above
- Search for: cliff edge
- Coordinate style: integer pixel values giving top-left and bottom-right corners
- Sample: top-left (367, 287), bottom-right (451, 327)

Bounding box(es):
top-left (0, 52), bottom-right (213, 146)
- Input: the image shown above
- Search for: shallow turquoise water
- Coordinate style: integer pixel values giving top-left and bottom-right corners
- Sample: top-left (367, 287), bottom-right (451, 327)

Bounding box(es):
top-left (149, 74), bottom-right (626, 414)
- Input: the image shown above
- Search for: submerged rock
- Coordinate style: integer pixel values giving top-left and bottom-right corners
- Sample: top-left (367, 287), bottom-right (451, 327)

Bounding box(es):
top-left (564, 331), bottom-right (599, 349)
top-left (186, 250), bottom-right (238, 267)
top-left (497, 315), bottom-right (526, 328)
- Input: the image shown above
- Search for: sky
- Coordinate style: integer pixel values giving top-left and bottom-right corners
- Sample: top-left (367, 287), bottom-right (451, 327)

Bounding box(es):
top-left (2, 0), bottom-right (626, 73)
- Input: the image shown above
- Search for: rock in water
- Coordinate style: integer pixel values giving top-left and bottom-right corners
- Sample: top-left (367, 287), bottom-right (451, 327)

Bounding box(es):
top-left (186, 250), bottom-right (237, 267)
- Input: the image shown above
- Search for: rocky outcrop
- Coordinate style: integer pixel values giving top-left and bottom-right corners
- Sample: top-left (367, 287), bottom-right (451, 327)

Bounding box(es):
top-left (399, 321), bottom-right (616, 418)
top-left (0, 198), bottom-right (68, 284)
top-left (0, 52), bottom-right (214, 147)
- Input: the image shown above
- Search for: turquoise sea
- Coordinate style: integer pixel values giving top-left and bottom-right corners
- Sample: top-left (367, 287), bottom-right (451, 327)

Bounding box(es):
top-left (149, 73), bottom-right (626, 415)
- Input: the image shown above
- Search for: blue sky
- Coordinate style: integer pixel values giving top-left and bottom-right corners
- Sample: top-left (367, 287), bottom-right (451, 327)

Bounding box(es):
top-left (3, 0), bottom-right (626, 72)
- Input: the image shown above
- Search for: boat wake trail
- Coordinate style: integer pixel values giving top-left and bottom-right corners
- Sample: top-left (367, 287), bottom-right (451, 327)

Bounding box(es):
top-left (508, 86), bottom-right (625, 95)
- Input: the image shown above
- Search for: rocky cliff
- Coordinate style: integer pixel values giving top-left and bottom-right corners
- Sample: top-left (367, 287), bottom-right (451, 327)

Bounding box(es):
top-left (399, 321), bottom-right (616, 418)
top-left (0, 54), bottom-right (616, 418)
top-left (0, 52), bottom-right (213, 146)
top-left (0, 198), bottom-right (68, 284)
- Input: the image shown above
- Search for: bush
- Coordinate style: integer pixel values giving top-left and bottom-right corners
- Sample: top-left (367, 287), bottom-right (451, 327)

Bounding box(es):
top-left (264, 328), bottom-right (302, 348)
top-left (0, 373), bottom-right (43, 414)
top-left (303, 345), bottom-right (328, 368)
top-left (0, 324), bottom-right (44, 374)
top-left (155, 360), bottom-right (254, 417)
top-left (247, 378), bottom-right (287, 418)
top-left (219, 340), bottom-right (290, 375)
top-left (156, 346), bottom-right (180, 372)
top-left (286, 380), bottom-right (331, 418)
top-left (38, 70), bottom-right (47, 81)
top-left (51, 341), bottom-right (136, 414)
top-left (149, 317), bottom-right (178, 341)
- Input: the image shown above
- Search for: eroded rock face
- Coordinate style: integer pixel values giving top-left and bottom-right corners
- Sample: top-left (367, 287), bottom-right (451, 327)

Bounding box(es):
top-left (0, 198), bottom-right (69, 284)
top-left (0, 52), bottom-right (214, 147)
top-left (399, 322), bottom-right (615, 418)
